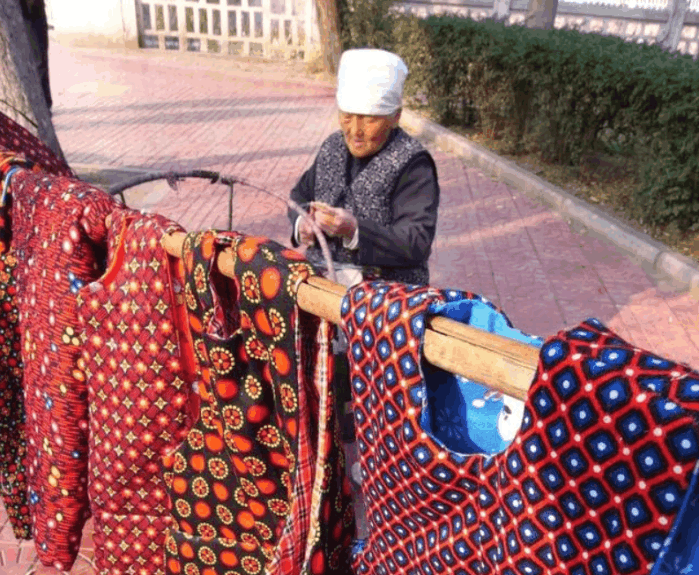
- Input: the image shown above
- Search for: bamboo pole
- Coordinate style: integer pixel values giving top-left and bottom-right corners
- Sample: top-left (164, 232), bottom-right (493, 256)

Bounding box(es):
top-left (162, 232), bottom-right (539, 400)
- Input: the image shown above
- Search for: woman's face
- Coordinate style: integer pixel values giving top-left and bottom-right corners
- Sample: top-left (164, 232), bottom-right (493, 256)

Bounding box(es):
top-left (339, 110), bottom-right (401, 158)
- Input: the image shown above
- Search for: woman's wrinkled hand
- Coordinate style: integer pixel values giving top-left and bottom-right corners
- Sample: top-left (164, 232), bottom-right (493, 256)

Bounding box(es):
top-left (312, 203), bottom-right (357, 241)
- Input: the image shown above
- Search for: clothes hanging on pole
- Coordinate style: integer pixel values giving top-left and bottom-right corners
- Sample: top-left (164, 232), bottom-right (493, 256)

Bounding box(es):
top-left (0, 216), bottom-right (30, 541)
top-left (76, 208), bottom-right (197, 574)
top-left (0, 112), bottom-right (72, 177)
top-left (647, 473), bottom-right (699, 574)
top-left (162, 231), bottom-right (354, 575)
top-left (341, 281), bottom-right (699, 575)
top-left (0, 161), bottom-right (31, 541)
top-left (0, 131), bottom-right (70, 542)
top-left (10, 169), bottom-right (117, 571)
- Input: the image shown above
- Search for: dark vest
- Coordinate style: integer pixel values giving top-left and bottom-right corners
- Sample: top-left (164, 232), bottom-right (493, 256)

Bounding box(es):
top-left (307, 128), bottom-right (430, 285)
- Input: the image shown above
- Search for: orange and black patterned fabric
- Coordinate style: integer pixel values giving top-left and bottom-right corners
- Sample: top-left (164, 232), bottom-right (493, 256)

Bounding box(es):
top-left (11, 169), bottom-right (117, 571)
top-left (163, 231), bottom-right (354, 575)
top-left (76, 209), bottom-right (197, 574)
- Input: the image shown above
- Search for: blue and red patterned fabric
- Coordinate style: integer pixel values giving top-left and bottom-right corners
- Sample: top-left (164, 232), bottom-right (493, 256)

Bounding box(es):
top-left (647, 470), bottom-right (699, 574)
top-left (11, 169), bottom-right (117, 570)
top-left (162, 231), bottom-right (354, 575)
top-left (76, 209), bottom-right (196, 574)
top-left (342, 281), bottom-right (699, 575)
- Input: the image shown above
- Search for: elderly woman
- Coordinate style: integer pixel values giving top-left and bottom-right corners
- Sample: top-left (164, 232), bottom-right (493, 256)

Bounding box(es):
top-left (288, 48), bottom-right (440, 286)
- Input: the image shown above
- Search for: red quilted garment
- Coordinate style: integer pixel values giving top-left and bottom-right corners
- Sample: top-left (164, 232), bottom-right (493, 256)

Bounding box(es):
top-left (0, 114), bottom-right (71, 542)
top-left (0, 194), bottom-right (30, 541)
top-left (162, 231), bottom-right (354, 575)
top-left (11, 170), bottom-right (117, 570)
top-left (342, 281), bottom-right (699, 575)
top-left (0, 111), bottom-right (72, 177)
top-left (76, 208), bottom-right (197, 574)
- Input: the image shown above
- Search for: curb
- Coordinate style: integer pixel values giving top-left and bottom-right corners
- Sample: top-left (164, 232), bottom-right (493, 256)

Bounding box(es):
top-left (400, 109), bottom-right (699, 299)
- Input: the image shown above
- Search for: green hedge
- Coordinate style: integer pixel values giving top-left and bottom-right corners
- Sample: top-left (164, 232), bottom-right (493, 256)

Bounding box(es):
top-left (343, 12), bottom-right (699, 233)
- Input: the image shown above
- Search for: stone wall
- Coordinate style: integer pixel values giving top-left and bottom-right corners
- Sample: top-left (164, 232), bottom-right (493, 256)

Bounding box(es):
top-left (397, 0), bottom-right (699, 57)
top-left (45, 0), bottom-right (699, 59)
top-left (45, 0), bottom-right (139, 48)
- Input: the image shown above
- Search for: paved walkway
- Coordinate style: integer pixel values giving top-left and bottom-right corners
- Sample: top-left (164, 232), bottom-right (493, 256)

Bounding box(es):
top-left (2, 39), bottom-right (699, 573)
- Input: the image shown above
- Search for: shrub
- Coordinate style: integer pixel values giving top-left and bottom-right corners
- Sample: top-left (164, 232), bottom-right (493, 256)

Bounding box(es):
top-left (339, 8), bottom-right (699, 232)
top-left (338, 0), bottom-right (398, 50)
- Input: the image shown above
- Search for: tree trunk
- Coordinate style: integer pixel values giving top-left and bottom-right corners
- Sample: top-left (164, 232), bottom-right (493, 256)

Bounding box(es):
top-left (0, 0), bottom-right (65, 162)
top-left (657, 0), bottom-right (689, 52)
top-left (314, 0), bottom-right (342, 76)
top-left (524, 0), bottom-right (559, 30)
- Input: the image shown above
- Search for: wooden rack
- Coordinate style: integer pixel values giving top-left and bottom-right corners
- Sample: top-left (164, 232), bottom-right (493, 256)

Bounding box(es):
top-left (162, 232), bottom-right (540, 400)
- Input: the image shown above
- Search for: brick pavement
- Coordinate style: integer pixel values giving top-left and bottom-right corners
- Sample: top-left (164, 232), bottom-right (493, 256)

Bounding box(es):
top-left (2, 39), bottom-right (698, 574)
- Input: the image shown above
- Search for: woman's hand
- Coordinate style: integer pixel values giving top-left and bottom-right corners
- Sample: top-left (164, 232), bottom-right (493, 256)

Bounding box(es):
top-left (298, 214), bottom-right (316, 246)
top-left (312, 202), bottom-right (357, 241)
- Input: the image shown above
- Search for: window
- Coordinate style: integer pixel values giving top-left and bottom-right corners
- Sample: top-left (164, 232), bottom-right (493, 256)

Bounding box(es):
top-left (297, 19), bottom-right (304, 45)
top-left (168, 5), bottom-right (178, 30)
top-left (228, 41), bottom-right (244, 54)
top-left (228, 11), bottom-right (237, 35)
top-left (142, 34), bottom-right (159, 47)
top-left (284, 19), bottom-right (292, 44)
top-left (142, 4), bottom-right (152, 29)
top-left (241, 11), bottom-right (250, 36)
top-left (155, 4), bottom-right (165, 30)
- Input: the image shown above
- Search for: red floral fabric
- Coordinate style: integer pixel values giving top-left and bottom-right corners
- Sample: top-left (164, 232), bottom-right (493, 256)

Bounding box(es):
top-left (0, 111), bottom-right (72, 177)
top-left (76, 209), bottom-right (197, 574)
top-left (162, 231), bottom-right (354, 575)
top-left (342, 281), bottom-right (699, 575)
top-left (11, 170), bottom-right (117, 570)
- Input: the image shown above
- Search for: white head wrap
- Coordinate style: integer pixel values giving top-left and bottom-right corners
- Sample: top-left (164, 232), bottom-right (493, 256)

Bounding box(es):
top-left (336, 49), bottom-right (408, 116)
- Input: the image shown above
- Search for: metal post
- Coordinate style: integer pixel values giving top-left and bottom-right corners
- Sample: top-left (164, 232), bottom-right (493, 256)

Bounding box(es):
top-left (228, 182), bottom-right (234, 231)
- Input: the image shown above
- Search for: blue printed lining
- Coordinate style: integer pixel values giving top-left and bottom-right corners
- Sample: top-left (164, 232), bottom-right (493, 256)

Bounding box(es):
top-left (421, 295), bottom-right (542, 455)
